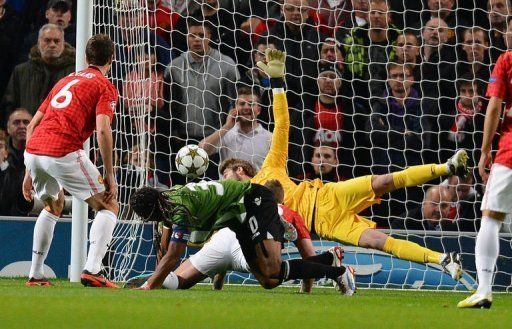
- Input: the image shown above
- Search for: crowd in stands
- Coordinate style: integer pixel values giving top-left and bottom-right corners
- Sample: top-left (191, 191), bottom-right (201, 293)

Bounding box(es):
top-left (1, 0), bottom-right (511, 233)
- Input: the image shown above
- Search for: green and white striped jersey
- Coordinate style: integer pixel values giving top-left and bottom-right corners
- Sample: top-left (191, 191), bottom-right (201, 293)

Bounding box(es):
top-left (162, 180), bottom-right (252, 244)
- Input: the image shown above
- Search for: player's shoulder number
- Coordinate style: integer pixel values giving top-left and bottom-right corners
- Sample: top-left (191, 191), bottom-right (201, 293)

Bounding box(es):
top-left (50, 78), bottom-right (80, 109)
top-left (186, 180), bottom-right (224, 196)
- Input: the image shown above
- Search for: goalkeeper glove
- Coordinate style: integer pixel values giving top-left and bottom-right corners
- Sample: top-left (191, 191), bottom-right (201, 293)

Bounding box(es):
top-left (256, 48), bottom-right (286, 78)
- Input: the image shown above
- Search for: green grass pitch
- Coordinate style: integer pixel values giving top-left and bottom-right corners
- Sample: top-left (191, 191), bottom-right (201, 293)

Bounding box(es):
top-left (1, 278), bottom-right (511, 328)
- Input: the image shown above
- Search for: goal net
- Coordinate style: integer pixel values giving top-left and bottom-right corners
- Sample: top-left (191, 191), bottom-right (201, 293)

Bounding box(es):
top-left (91, 0), bottom-right (512, 291)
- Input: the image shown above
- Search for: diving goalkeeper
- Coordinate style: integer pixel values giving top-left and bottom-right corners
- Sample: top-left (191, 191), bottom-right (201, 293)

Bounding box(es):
top-left (221, 49), bottom-right (467, 280)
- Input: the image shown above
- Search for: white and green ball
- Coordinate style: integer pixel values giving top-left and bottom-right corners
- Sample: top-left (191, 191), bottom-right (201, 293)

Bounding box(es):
top-left (175, 145), bottom-right (209, 178)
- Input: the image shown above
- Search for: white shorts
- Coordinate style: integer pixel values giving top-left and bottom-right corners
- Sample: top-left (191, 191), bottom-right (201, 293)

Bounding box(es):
top-left (189, 228), bottom-right (250, 277)
top-left (24, 150), bottom-right (105, 202)
top-left (481, 163), bottom-right (512, 213)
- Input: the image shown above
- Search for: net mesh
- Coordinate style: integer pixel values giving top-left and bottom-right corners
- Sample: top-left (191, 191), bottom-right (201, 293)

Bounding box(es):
top-left (90, 0), bottom-right (512, 290)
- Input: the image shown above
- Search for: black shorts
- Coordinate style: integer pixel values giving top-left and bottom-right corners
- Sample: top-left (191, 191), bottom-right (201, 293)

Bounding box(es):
top-left (233, 184), bottom-right (285, 263)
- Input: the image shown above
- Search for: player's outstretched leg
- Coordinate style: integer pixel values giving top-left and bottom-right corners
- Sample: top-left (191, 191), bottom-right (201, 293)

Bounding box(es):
top-left (359, 229), bottom-right (463, 280)
top-left (372, 150), bottom-right (469, 197)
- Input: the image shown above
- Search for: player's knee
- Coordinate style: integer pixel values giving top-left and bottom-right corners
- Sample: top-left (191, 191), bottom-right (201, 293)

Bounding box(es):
top-left (44, 194), bottom-right (65, 216)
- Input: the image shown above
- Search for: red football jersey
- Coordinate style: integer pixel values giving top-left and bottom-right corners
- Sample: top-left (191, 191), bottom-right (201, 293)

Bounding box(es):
top-left (26, 67), bottom-right (118, 157)
top-left (487, 52), bottom-right (512, 168)
top-left (279, 204), bottom-right (311, 240)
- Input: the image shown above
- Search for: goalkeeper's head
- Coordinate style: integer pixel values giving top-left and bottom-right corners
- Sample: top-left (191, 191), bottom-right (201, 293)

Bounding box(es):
top-left (129, 186), bottom-right (169, 222)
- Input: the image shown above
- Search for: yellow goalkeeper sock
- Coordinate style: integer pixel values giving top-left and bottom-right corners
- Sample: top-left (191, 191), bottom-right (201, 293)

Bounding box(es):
top-left (383, 237), bottom-right (442, 264)
top-left (391, 164), bottom-right (448, 189)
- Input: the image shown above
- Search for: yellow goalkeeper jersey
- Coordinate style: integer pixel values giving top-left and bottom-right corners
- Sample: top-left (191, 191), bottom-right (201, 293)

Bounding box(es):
top-left (251, 91), bottom-right (323, 230)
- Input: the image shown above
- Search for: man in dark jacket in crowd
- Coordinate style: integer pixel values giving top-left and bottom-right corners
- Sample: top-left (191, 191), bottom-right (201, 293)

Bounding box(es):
top-left (0, 108), bottom-right (33, 215)
top-left (1, 23), bottom-right (75, 125)
top-left (19, 0), bottom-right (76, 63)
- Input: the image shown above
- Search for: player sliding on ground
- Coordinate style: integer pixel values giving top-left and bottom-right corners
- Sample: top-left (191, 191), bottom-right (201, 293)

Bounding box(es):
top-left (22, 34), bottom-right (119, 288)
top-left (221, 48), bottom-right (467, 280)
top-left (129, 179), bottom-right (355, 294)
top-left (126, 180), bottom-right (348, 294)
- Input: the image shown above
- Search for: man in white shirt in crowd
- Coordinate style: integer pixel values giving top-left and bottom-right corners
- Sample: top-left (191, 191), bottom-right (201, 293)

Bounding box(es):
top-left (199, 86), bottom-right (271, 170)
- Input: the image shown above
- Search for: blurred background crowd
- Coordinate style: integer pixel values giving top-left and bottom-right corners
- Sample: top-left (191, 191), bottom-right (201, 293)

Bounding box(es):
top-left (1, 0), bottom-right (511, 233)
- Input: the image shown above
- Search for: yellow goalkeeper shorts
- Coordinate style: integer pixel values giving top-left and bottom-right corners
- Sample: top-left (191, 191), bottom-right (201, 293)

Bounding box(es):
top-left (314, 175), bottom-right (380, 246)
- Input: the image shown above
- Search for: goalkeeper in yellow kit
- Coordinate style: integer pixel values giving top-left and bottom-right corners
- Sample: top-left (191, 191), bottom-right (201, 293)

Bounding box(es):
top-left (221, 49), bottom-right (467, 280)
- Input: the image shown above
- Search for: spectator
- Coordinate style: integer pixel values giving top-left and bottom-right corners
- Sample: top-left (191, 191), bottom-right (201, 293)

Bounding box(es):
top-left (146, 0), bottom-right (180, 43)
top-left (391, 185), bottom-right (454, 231)
top-left (298, 145), bottom-right (342, 183)
top-left (368, 63), bottom-right (424, 173)
top-left (342, 0), bottom-right (399, 113)
top-left (319, 37), bottom-right (345, 72)
top-left (419, 17), bottom-right (457, 163)
top-left (158, 17), bottom-right (238, 183)
top-left (487, 0), bottom-right (511, 62)
top-left (458, 27), bottom-right (491, 88)
top-left (336, 0), bottom-right (369, 39)
top-left (443, 175), bottom-right (481, 232)
top-left (199, 87), bottom-right (271, 171)
top-left (239, 40), bottom-right (275, 128)
top-left (113, 6), bottom-right (170, 79)
top-left (1, 23), bottom-right (75, 123)
top-left (20, 0), bottom-right (76, 63)
top-left (0, 108), bottom-right (33, 215)
top-left (122, 45), bottom-right (164, 133)
top-left (438, 78), bottom-right (485, 166)
top-left (189, 0), bottom-right (253, 66)
top-left (0, 135), bottom-right (7, 171)
top-left (289, 62), bottom-right (358, 178)
top-left (311, 0), bottom-right (352, 37)
top-left (410, 0), bottom-right (469, 44)
top-left (266, 0), bottom-right (325, 108)
top-left (0, 0), bottom-right (23, 101)
top-left (393, 31), bottom-right (421, 82)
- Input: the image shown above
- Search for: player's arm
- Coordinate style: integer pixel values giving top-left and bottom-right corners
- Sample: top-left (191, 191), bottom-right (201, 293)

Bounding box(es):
top-left (26, 111), bottom-right (45, 142)
top-left (295, 238), bottom-right (316, 293)
top-left (479, 96), bottom-right (503, 182)
top-left (479, 53), bottom-right (508, 182)
top-left (96, 114), bottom-right (117, 202)
top-left (141, 225), bottom-right (189, 289)
top-left (198, 108), bottom-right (237, 155)
top-left (256, 49), bottom-right (289, 169)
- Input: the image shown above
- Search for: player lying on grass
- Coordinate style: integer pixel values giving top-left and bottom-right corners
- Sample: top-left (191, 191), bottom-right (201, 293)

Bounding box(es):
top-left (129, 179), bottom-right (355, 294)
top-left (221, 48), bottom-right (467, 280)
top-left (126, 180), bottom-right (349, 294)
top-left (22, 34), bottom-right (119, 288)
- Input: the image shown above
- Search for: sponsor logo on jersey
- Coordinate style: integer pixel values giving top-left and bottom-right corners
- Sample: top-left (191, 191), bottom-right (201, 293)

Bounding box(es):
top-left (254, 197), bottom-right (261, 206)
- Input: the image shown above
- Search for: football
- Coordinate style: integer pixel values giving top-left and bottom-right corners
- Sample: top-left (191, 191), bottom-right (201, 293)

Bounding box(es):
top-left (175, 145), bottom-right (209, 178)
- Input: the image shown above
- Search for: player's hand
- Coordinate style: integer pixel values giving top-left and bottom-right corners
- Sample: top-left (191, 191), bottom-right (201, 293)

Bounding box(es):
top-left (478, 151), bottom-right (492, 184)
top-left (256, 48), bottom-right (286, 78)
top-left (103, 173), bottom-right (118, 203)
top-left (135, 282), bottom-right (152, 290)
top-left (223, 108), bottom-right (237, 130)
top-left (22, 171), bottom-right (34, 202)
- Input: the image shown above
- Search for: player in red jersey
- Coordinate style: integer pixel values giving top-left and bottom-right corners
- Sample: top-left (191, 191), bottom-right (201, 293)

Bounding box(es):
top-left (22, 34), bottom-right (119, 288)
top-left (458, 51), bottom-right (512, 309)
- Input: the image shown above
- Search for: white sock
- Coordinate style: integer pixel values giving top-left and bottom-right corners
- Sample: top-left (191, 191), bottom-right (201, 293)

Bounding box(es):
top-left (475, 216), bottom-right (502, 296)
top-left (84, 210), bottom-right (117, 274)
top-left (162, 272), bottom-right (180, 289)
top-left (29, 210), bottom-right (59, 279)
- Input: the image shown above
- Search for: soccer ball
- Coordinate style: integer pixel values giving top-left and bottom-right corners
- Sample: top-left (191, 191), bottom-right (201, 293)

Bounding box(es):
top-left (175, 145), bottom-right (209, 178)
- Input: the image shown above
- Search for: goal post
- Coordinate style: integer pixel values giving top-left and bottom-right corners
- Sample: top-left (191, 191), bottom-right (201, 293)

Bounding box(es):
top-left (70, 0), bottom-right (93, 283)
top-left (84, 0), bottom-right (512, 291)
